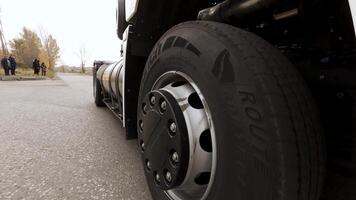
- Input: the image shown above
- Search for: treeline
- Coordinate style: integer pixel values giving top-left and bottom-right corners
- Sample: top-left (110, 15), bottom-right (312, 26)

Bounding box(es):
top-left (6, 27), bottom-right (60, 70)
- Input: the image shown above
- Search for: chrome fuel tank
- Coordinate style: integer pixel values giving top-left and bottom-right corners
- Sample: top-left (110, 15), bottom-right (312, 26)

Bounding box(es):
top-left (98, 60), bottom-right (124, 100)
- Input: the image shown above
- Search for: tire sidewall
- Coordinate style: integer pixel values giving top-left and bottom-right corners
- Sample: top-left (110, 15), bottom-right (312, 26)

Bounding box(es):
top-left (139, 26), bottom-right (265, 200)
top-left (94, 77), bottom-right (104, 106)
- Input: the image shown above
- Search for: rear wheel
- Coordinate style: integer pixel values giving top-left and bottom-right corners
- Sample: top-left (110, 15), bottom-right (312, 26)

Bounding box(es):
top-left (137, 21), bottom-right (324, 200)
top-left (93, 75), bottom-right (105, 107)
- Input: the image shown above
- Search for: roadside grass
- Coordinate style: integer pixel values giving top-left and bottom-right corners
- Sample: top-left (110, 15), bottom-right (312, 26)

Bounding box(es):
top-left (0, 67), bottom-right (55, 78)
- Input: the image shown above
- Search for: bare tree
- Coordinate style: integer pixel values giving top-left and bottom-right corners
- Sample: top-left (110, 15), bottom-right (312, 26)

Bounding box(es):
top-left (38, 27), bottom-right (60, 69)
top-left (78, 46), bottom-right (86, 73)
top-left (0, 8), bottom-right (9, 56)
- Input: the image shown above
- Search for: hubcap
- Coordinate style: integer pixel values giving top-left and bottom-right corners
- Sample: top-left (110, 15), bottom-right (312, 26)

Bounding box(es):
top-left (138, 71), bottom-right (217, 200)
top-left (139, 90), bottom-right (190, 190)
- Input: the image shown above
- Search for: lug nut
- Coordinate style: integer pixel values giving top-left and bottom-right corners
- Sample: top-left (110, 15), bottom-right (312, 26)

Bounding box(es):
top-left (165, 171), bottom-right (172, 183)
top-left (150, 96), bottom-right (156, 105)
top-left (155, 173), bottom-right (161, 183)
top-left (160, 101), bottom-right (167, 111)
top-left (172, 152), bottom-right (179, 163)
top-left (170, 122), bottom-right (177, 133)
top-left (143, 104), bottom-right (148, 113)
top-left (141, 142), bottom-right (145, 150)
top-left (139, 121), bottom-right (144, 130)
top-left (146, 161), bottom-right (151, 170)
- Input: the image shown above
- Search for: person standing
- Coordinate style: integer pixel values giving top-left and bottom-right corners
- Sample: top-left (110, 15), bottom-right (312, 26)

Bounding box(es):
top-left (6, 57), bottom-right (11, 75)
top-left (41, 62), bottom-right (47, 76)
top-left (9, 55), bottom-right (16, 75)
top-left (1, 55), bottom-right (10, 76)
top-left (32, 59), bottom-right (37, 75)
top-left (36, 59), bottom-right (41, 75)
top-left (33, 58), bottom-right (40, 75)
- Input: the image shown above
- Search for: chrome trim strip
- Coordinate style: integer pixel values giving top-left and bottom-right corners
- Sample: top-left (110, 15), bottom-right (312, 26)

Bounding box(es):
top-left (350, 0), bottom-right (356, 35)
top-left (125, 0), bottom-right (139, 21)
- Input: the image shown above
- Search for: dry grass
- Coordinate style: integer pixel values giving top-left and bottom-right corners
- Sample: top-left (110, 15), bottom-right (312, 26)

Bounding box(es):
top-left (0, 67), bottom-right (55, 78)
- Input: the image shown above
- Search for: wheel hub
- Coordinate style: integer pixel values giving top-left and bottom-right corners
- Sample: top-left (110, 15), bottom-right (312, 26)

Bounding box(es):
top-left (138, 90), bottom-right (190, 190)
top-left (138, 72), bottom-right (217, 200)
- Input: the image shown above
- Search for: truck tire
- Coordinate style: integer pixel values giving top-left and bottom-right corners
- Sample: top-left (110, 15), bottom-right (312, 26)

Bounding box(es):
top-left (93, 76), bottom-right (105, 107)
top-left (137, 21), bottom-right (324, 200)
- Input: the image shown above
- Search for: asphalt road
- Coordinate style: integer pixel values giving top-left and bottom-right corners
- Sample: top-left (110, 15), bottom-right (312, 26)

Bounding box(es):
top-left (0, 74), bottom-right (151, 200)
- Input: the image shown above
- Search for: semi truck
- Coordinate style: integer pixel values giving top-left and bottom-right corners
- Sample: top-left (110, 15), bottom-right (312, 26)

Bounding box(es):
top-left (93, 0), bottom-right (356, 199)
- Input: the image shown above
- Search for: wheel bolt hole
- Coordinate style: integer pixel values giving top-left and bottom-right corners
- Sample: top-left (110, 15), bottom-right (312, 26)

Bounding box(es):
top-left (194, 172), bottom-right (211, 185)
top-left (199, 129), bottom-right (212, 152)
top-left (188, 92), bottom-right (204, 109)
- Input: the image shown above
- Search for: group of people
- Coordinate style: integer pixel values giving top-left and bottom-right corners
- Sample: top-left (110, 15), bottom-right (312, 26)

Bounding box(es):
top-left (1, 55), bottom-right (17, 76)
top-left (32, 58), bottom-right (47, 76)
top-left (1, 56), bottom-right (48, 77)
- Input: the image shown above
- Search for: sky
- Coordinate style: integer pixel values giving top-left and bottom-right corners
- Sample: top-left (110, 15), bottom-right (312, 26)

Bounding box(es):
top-left (0, 0), bottom-right (121, 67)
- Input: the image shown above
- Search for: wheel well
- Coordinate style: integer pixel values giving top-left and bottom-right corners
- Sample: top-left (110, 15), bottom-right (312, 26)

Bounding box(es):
top-left (122, 0), bottom-right (213, 139)
top-left (127, 0), bottom-right (212, 57)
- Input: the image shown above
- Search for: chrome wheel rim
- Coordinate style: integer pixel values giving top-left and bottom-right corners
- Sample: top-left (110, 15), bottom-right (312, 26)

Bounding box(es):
top-left (149, 71), bottom-right (217, 200)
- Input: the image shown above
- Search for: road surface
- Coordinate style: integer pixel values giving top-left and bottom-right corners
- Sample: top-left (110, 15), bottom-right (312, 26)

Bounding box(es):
top-left (0, 74), bottom-right (151, 200)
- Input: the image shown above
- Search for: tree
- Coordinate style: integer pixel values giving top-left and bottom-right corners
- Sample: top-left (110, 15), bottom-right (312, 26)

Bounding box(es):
top-left (9, 27), bottom-right (60, 69)
top-left (38, 28), bottom-right (60, 70)
top-left (77, 46), bottom-right (86, 73)
top-left (0, 12), bottom-right (9, 56)
top-left (9, 27), bottom-right (42, 67)
top-left (9, 38), bottom-right (25, 63)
